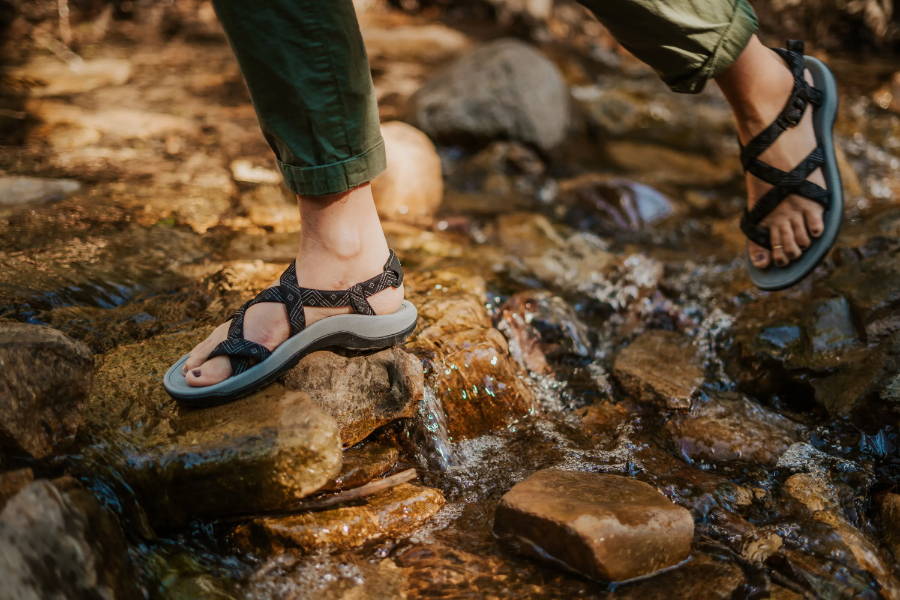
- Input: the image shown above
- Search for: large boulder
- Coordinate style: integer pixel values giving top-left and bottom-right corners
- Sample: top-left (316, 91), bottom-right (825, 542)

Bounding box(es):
top-left (283, 347), bottom-right (424, 447)
top-left (0, 323), bottom-right (92, 458)
top-left (408, 38), bottom-right (569, 152)
top-left (494, 469), bottom-right (694, 582)
top-left (0, 477), bottom-right (139, 599)
top-left (371, 121), bottom-right (443, 226)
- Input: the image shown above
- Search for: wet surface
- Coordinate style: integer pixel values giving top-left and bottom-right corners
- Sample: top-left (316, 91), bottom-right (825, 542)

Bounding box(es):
top-left (1, 2), bottom-right (899, 599)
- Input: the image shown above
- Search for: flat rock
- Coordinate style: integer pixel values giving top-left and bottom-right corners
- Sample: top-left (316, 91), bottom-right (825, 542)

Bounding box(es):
top-left (0, 323), bottom-right (92, 458)
top-left (0, 477), bottom-right (139, 599)
top-left (408, 38), bottom-right (569, 151)
top-left (494, 469), bottom-right (694, 582)
top-left (0, 176), bottom-right (81, 208)
top-left (235, 483), bottom-right (444, 554)
top-left (283, 347), bottom-right (423, 447)
top-left (11, 57), bottom-right (131, 96)
top-left (372, 121), bottom-right (444, 226)
top-left (320, 439), bottom-right (399, 494)
top-left (126, 388), bottom-right (342, 526)
top-left (665, 393), bottom-right (804, 466)
top-left (613, 330), bottom-right (703, 409)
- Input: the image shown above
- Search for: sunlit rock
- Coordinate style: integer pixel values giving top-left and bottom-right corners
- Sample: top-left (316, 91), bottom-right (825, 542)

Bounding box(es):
top-left (126, 388), bottom-right (342, 526)
top-left (0, 477), bottom-right (139, 599)
top-left (320, 439), bottom-right (399, 494)
top-left (0, 323), bottom-right (92, 459)
top-left (879, 493), bottom-right (900, 562)
top-left (613, 330), bottom-right (703, 409)
top-left (283, 348), bottom-right (423, 447)
top-left (665, 392), bottom-right (804, 466)
top-left (239, 184), bottom-right (300, 232)
top-left (11, 57), bottom-right (131, 96)
top-left (363, 24), bottom-right (470, 63)
top-left (494, 469), bottom-right (694, 582)
top-left (234, 483), bottom-right (444, 554)
top-left (372, 121), bottom-right (443, 226)
top-left (409, 38), bottom-right (569, 151)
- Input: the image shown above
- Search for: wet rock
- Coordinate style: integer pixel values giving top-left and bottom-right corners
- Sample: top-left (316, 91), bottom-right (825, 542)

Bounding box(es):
top-left (604, 141), bottom-right (740, 186)
top-left (372, 121), bottom-right (443, 226)
top-left (494, 469), bottom-right (694, 582)
top-left (320, 439), bottom-right (399, 493)
top-left (0, 323), bottom-right (92, 459)
top-left (828, 247), bottom-right (900, 336)
top-left (665, 393), bottom-right (804, 466)
top-left (556, 174), bottom-right (674, 235)
top-left (810, 347), bottom-right (893, 417)
top-left (810, 297), bottom-right (859, 353)
top-left (0, 468), bottom-right (32, 510)
top-left (409, 38), bottom-right (569, 151)
top-left (873, 71), bottom-right (900, 114)
top-left (405, 268), bottom-right (537, 439)
top-left (127, 388), bottom-right (342, 525)
top-left (244, 555), bottom-right (408, 600)
top-left (11, 57), bottom-right (131, 96)
top-left (283, 348), bottom-right (423, 447)
top-left (613, 330), bottom-right (703, 409)
top-left (614, 554), bottom-right (745, 600)
top-left (0, 176), bottom-right (81, 208)
top-left (26, 99), bottom-right (197, 140)
top-left (498, 289), bottom-right (592, 375)
top-left (240, 184), bottom-right (300, 232)
top-left (879, 493), bottom-right (900, 561)
top-left (234, 483), bottom-right (444, 554)
top-left (0, 477), bottom-right (139, 599)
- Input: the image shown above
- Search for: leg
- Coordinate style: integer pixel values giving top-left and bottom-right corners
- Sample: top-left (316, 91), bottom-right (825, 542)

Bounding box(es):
top-left (577, 0), bottom-right (824, 268)
top-left (184, 1), bottom-right (402, 387)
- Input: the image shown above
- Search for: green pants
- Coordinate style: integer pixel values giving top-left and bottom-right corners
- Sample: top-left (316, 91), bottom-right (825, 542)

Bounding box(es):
top-left (212, 0), bottom-right (758, 197)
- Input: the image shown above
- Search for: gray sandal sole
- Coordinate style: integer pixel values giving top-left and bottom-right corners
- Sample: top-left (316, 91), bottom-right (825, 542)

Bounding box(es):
top-left (163, 301), bottom-right (418, 407)
top-left (746, 56), bottom-right (843, 291)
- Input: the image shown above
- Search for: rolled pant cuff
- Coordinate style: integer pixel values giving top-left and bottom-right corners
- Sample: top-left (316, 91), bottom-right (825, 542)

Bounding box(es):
top-left (667, 0), bottom-right (759, 93)
top-left (278, 140), bottom-right (387, 196)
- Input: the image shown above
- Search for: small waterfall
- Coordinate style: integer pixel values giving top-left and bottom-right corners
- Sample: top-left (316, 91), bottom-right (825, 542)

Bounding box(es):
top-left (406, 384), bottom-right (456, 472)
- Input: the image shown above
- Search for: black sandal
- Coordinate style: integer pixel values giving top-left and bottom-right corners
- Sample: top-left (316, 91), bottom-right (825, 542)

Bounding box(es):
top-left (741, 40), bottom-right (843, 291)
top-left (164, 250), bottom-right (417, 407)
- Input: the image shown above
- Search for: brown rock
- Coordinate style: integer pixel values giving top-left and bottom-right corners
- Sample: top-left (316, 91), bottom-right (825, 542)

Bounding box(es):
top-left (0, 468), bottom-right (33, 511)
top-left (879, 493), bottom-right (900, 561)
top-left (613, 554), bottom-right (744, 600)
top-left (0, 323), bottom-right (92, 458)
top-left (235, 483), bottom-right (444, 554)
top-left (0, 477), bottom-right (139, 599)
top-left (363, 24), bottom-right (470, 63)
top-left (283, 347), bottom-right (423, 447)
top-left (494, 469), bottom-right (694, 582)
top-left (127, 388), bottom-right (342, 526)
top-left (372, 121), bottom-right (443, 225)
top-left (665, 393), bottom-right (803, 465)
top-left (11, 57), bottom-right (131, 96)
top-left (320, 440), bottom-right (399, 493)
top-left (239, 184), bottom-right (300, 232)
top-left (613, 330), bottom-right (704, 409)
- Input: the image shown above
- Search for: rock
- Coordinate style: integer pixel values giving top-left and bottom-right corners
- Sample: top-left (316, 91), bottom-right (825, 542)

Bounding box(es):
top-left (613, 554), bottom-right (745, 600)
top-left (234, 483), bottom-right (444, 554)
top-left (363, 24), bottom-right (470, 63)
top-left (556, 174), bottom-right (674, 234)
top-left (879, 493), bottom-right (900, 561)
top-left (493, 469), bottom-right (694, 582)
top-left (604, 141), bottom-right (739, 186)
top-left (405, 268), bottom-right (537, 439)
top-left (320, 439), bottom-right (399, 493)
top-left (230, 158), bottom-right (282, 184)
top-left (11, 57), bottom-right (131, 96)
top-left (0, 477), bottom-right (139, 599)
top-left (613, 330), bottom-right (703, 409)
top-left (408, 38), bottom-right (569, 151)
top-left (372, 121), bottom-right (444, 225)
top-left (828, 247), bottom-right (900, 336)
top-left (0, 469), bottom-right (33, 510)
top-left (0, 323), bottom-right (92, 459)
top-left (665, 393), bottom-right (804, 466)
top-left (26, 99), bottom-right (197, 139)
top-left (240, 184), bottom-right (300, 232)
top-left (126, 388), bottom-right (342, 526)
top-left (873, 71), bottom-right (900, 114)
top-left (283, 348), bottom-right (423, 447)
top-left (0, 176), bottom-right (81, 208)
top-left (810, 297), bottom-right (858, 353)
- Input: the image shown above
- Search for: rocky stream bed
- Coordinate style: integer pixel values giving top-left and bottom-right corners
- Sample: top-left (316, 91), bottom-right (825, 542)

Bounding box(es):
top-left (0, 1), bottom-right (899, 598)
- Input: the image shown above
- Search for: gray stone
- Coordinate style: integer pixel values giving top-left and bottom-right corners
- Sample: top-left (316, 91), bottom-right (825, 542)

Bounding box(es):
top-left (0, 323), bottom-right (92, 458)
top-left (0, 478), bottom-right (139, 600)
top-left (408, 38), bottom-right (569, 151)
top-left (494, 469), bottom-right (694, 582)
top-left (810, 297), bottom-right (858, 353)
top-left (0, 176), bottom-right (80, 208)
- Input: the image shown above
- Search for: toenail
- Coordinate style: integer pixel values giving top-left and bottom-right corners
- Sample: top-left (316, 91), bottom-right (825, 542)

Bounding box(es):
top-left (191, 369), bottom-right (201, 377)
top-left (754, 253), bottom-right (766, 263)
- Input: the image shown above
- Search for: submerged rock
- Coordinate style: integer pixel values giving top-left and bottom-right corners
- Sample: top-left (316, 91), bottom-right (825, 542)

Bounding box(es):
top-left (320, 439), bottom-right (399, 494)
top-left (372, 121), bottom-right (444, 226)
top-left (127, 388), bottom-right (342, 526)
top-left (409, 38), bottom-right (569, 151)
top-left (283, 347), bottom-right (423, 447)
top-left (0, 477), bottom-right (139, 599)
top-left (556, 174), bottom-right (674, 234)
top-left (613, 330), bottom-right (703, 410)
top-left (0, 323), bottom-right (92, 459)
top-left (494, 469), bottom-right (694, 582)
top-left (235, 483), bottom-right (444, 554)
top-left (0, 176), bottom-right (81, 208)
top-left (665, 393), bottom-right (804, 466)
